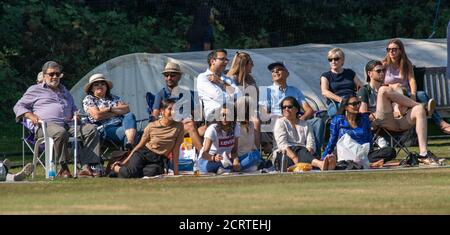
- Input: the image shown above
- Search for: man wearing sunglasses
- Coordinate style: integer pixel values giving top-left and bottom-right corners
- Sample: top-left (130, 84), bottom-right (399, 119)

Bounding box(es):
top-left (152, 62), bottom-right (193, 119)
top-left (14, 61), bottom-right (102, 178)
top-left (359, 60), bottom-right (441, 166)
top-left (259, 62), bottom-right (325, 156)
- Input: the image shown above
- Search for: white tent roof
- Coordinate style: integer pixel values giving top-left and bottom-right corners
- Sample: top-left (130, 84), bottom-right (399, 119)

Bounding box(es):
top-left (70, 38), bottom-right (447, 120)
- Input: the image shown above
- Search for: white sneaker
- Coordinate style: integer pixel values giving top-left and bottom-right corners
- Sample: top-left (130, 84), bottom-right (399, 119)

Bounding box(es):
top-left (13, 163), bottom-right (34, 181)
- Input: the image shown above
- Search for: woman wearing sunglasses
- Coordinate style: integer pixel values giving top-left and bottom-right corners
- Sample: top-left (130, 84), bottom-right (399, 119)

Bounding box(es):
top-left (274, 96), bottom-right (334, 171)
top-left (322, 95), bottom-right (397, 168)
top-left (320, 48), bottom-right (363, 117)
top-left (383, 39), bottom-right (449, 134)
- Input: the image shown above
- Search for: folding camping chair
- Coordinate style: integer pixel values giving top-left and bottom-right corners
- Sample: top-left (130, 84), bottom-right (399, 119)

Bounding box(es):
top-left (146, 91), bottom-right (156, 121)
top-left (372, 126), bottom-right (416, 157)
top-left (22, 116), bottom-right (81, 179)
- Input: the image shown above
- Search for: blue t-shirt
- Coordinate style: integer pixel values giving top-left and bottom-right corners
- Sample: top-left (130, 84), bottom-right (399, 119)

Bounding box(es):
top-left (321, 69), bottom-right (356, 103)
top-left (322, 113), bottom-right (372, 159)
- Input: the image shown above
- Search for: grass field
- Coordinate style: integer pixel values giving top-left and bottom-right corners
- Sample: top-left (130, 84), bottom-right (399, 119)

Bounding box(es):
top-left (1, 168), bottom-right (450, 215)
top-left (1, 131), bottom-right (450, 215)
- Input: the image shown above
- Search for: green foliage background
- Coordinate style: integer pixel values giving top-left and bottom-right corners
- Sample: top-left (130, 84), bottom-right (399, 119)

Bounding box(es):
top-left (1, 0), bottom-right (449, 147)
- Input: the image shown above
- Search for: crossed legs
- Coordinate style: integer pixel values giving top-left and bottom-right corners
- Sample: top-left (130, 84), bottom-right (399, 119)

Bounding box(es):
top-left (375, 86), bottom-right (429, 154)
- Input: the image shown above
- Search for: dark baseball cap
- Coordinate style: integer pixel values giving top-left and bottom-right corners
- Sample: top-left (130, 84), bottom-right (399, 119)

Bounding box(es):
top-left (267, 61), bottom-right (286, 71)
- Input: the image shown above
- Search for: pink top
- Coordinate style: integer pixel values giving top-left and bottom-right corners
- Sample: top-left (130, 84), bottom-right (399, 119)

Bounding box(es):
top-left (384, 65), bottom-right (409, 88)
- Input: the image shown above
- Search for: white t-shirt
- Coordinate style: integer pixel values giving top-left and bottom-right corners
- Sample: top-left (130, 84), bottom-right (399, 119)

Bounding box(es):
top-left (201, 123), bottom-right (240, 156)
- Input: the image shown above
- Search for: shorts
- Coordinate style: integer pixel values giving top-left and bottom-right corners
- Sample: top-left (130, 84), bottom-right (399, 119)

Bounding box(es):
top-left (375, 110), bottom-right (414, 132)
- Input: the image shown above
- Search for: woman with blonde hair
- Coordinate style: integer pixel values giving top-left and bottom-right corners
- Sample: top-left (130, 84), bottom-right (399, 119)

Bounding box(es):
top-left (226, 51), bottom-right (257, 89)
top-left (383, 39), bottom-right (447, 134)
top-left (320, 48), bottom-right (363, 117)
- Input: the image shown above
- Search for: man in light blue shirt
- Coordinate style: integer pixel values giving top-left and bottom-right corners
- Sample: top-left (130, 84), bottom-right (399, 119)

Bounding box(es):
top-left (259, 62), bottom-right (325, 156)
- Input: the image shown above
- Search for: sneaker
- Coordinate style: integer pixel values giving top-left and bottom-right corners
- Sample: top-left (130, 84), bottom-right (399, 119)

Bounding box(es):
top-left (216, 167), bottom-right (225, 175)
top-left (216, 167), bottom-right (231, 175)
top-left (419, 151), bottom-right (442, 166)
top-left (13, 163), bottom-right (34, 181)
top-left (425, 99), bottom-right (436, 118)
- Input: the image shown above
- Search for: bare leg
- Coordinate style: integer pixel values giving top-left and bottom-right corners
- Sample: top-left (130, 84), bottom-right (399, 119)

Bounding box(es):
top-left (405, 105), bottom-right (428, 154)
top-left (311, 158), bottom-right (328, 171)
top-left (377, 86), bottom-right (419, 110)
top-left (125, 129), bottom-right (136, 145)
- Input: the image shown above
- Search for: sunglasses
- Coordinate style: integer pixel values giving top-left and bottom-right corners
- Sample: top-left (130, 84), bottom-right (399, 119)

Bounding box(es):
top-left (45, 72), bottom-right (62, 78)
top-left (328, 57), bottom-right (340, 62)
top-left (164, 73), bottom-right (179, 78)
top-left (282, 105), bottom-right (295, 110)
top-left (347, 101), bottom-right (361, 107)
top-left (372, 69), bottom-right (386, 74)
top-left (386, 47), bottom-right (399, 52)
top-left (215, 57), bottom-right (229, 62)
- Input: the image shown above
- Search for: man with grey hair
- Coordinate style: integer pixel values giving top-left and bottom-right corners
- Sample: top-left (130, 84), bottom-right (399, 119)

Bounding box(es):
top-left (14, 61), bottom-right (102, 178)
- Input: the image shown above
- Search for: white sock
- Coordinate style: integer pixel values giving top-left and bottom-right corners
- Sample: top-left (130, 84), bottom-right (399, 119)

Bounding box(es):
top-left (419, 152), bottom-right (427, 157)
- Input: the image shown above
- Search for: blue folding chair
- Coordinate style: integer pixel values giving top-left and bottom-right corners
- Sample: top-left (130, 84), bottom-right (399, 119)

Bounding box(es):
top-left (146, 91), bottom-right (156, 122)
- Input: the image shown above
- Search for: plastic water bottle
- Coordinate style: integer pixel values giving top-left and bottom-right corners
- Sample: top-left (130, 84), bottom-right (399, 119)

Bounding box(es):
top-left (48, 161), bottom-right (56, 180)
top-left (193, 155), bottom-right (200, 177)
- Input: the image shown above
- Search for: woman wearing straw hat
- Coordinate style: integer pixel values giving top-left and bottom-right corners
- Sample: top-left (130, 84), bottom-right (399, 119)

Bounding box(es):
top-left (82, 73), bottom-right (138, 151)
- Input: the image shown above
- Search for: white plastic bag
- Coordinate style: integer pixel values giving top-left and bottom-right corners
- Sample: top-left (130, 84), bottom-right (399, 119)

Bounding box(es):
top-left (221, 152), bottom-right (232, 168)
top-left (336, 134), bottom-right (370, 169)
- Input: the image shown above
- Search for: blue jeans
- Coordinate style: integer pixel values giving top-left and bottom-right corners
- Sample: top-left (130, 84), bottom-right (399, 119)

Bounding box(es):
top-left (306, 117), bottom-right (325, 156)
top-left (326, 102), bottom-right (340, 118)
top-left (102, 112), bottom-right (137, 146)
top-left (238, 150), bottom-right (262, 171)
top-left (416, 91), bottom-right (443, 125)
top-left (198, 158), bottom-right (231, 173)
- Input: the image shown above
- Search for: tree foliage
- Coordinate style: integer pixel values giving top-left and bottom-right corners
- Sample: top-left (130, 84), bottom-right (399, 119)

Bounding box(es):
top-left (1, 0), bottom-right (449, 131)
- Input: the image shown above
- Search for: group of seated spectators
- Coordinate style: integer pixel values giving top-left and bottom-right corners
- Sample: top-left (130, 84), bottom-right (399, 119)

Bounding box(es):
top-left (13, 38), bottom-right (445, 179)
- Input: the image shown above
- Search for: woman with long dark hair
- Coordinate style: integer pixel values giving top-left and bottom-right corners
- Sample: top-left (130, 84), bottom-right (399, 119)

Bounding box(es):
top-left (322, 95), bottom-right (396, 166)
top-left (383, 38), bottom-right (449, 134)
top-left (111, 99), bottom-right (185, 177)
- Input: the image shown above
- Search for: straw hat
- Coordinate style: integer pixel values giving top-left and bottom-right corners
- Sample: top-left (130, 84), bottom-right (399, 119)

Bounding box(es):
top-left (162, 62), bottom-right (182, 74)
top-left (84, 73), bottom-right (113, 93)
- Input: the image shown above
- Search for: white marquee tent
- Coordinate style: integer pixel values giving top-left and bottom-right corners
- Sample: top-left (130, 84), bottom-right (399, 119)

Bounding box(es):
top-left (70, 38), bottom-right (447, 120)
